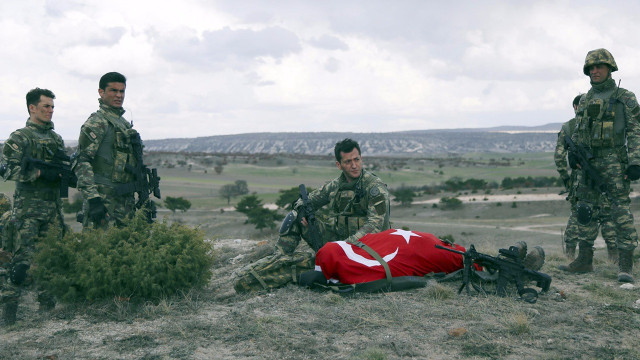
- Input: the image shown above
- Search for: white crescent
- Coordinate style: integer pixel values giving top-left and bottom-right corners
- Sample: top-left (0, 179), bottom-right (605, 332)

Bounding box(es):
top-left (335, 241), bottom-right (398, 267)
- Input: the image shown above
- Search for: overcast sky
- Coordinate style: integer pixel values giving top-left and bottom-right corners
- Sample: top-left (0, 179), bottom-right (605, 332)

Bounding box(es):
top-left (2, 0), bottom-right (640, 140)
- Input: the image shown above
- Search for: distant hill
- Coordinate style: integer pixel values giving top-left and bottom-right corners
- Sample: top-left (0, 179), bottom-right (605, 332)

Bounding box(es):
top-left (143, 123), bottom-right (563, 156)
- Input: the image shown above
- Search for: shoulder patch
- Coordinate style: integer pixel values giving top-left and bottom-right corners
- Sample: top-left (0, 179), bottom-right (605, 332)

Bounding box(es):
top-left (369, 186), bottom-right (380, 197)
top-left (624, 96), bottom-right (639, 109)
top-left (10, 143), bottom-right (18, 151)
top-left (89, 131), bottom-right (97, 140)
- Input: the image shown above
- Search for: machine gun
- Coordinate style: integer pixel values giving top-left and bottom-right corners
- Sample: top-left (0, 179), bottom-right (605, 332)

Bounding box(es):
top-left (298, 184), bottom-right (323, 252)
top-left (564, 134), bottom-right (617, 206)
top-left (435, 244), bottom-right (552, 303)
top-left (114, 132), bottom-right (161, 222)
top-left (22, 149), bottom-right (77, 198)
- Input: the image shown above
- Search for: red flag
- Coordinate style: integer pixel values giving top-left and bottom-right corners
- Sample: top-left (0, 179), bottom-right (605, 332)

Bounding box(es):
top-left (315, 229), bottom-right (477, 284)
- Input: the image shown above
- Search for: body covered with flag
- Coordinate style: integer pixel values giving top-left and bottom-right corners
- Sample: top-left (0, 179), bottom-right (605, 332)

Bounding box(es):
top-left (315, 229), bottom-right (480, 284)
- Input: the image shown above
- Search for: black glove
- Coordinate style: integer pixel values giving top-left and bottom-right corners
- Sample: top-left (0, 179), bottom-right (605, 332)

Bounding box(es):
top-left (626, 165), bottom-right (640, 181)
top-left (88, 197), bottom-right (108, 224)
top-left (39, 167), bottom-right (61, 182)
top-left (567, 152), bottom-right (579, 170)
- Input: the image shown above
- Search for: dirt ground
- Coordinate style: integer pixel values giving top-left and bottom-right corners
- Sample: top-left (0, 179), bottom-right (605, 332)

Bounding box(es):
top-left (2, 195), bottom-right (640, 360)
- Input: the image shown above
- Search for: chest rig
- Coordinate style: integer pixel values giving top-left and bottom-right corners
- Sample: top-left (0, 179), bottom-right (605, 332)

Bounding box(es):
top-left (331, 175), bottom-right (368, 238)
top-left (16, 125), bottom-right (62, 163)
top-left (92, 109), bottom-right (138, 184)
top-left (576, 87), bottom-right (626, 149)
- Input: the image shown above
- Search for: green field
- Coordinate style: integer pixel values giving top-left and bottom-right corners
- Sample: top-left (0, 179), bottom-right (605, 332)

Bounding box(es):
top-left (142, 151), bottom-right (560, 209)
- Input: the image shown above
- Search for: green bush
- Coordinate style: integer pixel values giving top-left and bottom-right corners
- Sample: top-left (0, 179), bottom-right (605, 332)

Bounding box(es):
top-left (32, 211), bottom-right (214, 303)
top-left (439, 196), bottom-right (463, 210)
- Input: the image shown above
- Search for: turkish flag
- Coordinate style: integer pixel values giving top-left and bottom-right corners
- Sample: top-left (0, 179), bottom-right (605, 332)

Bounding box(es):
top-left (315, 229), bottom-right (477, 284)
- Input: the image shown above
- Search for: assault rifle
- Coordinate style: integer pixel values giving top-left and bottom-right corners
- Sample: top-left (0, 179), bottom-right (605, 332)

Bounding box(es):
top-left (435, 244), bottom-right (552, 303)
top-left (114, 132), bottom-right (161, 222)
top-left (298, 184), bottom-right (323, 252)
top-left (564, 135), bottom-right (617, 205)
top-left (22, 149), bottom-right (77, 198)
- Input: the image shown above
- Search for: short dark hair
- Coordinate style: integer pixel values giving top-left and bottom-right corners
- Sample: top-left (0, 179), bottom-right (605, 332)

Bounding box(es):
top-left (99, 72), bottom-right (127, 90)
top-left (26, 88), bottom-right (55, 113)
top-left (573, 94), bottom-right (582, 108)
top-left (334, 138), bottom-right (361, 162)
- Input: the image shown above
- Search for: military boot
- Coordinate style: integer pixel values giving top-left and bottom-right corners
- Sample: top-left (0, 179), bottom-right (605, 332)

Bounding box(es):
top-left (617, 250), bottom-right (634, 283)
top-left (607, 245), bottom-right (618, 264)
top-left (558, 241), bottom-right (593, 273)
top-left (565, 245), bottom-right (576, 260)
top-left (3, 300), bottom-right (17, 325)
top-left (523, 246), bottom-right (545, 271)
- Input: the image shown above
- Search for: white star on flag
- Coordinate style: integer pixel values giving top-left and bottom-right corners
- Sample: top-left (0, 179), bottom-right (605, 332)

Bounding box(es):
top-left (390, 229), bottom-right (421, 244)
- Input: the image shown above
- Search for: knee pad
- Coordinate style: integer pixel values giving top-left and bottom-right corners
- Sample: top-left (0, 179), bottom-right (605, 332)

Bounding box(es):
top-left (279, 210), bottom-right (298, 235)
top-left (576, 202), bottom-right (593, 225)
top-left (10, 263), bottom-right (30, 285)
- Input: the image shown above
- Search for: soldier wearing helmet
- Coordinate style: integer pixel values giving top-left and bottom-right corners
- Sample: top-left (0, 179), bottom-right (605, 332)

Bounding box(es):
top-left (559, 48), bottom-right (640, 283)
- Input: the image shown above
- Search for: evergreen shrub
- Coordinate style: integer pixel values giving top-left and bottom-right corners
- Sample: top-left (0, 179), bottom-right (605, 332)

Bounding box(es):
top-left (32, 212), bottom-right (214, 303)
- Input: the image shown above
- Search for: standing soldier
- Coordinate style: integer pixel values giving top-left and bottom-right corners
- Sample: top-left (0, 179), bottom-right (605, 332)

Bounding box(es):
top-left (559, 49), bottom-right (640, 283)
top-left (74, 72), bottom-right (147, 228)
top-left (555, 95), bottom-right (618, 261)
top-left (1, 88), bottom-right (66, 324)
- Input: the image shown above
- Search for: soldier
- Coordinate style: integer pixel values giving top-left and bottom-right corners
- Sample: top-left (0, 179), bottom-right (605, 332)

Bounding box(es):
top-left (234, 139), bottom-right (390, 292)
top-left (555, 95), bottom-right (618, 261)
top-left (559, 49), bottom-right (640, 283)
top-left (1, 88), bottom-right (66, 324)
top-left (277, 138), bottom-right (390, 254)
top-left (74, 72), bottom-right (143, 228)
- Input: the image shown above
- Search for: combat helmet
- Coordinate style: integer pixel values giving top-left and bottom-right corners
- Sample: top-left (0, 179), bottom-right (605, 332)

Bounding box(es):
top-left (583, 48), bottom-right (618, 75)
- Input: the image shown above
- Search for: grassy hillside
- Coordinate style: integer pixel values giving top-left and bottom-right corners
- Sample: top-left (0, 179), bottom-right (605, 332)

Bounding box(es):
top-left (4, 151), bottom-right (640, 360)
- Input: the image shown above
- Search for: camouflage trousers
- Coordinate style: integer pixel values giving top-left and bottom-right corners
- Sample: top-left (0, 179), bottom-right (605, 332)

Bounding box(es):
top-left (2, 190), bottom-right (64, 303)
top-left (82, 184), bottom-right (135, 229)
top-left (573, 154), bottom-right (638, 251)
top-left (234, 251), bottom-right (315, 293)
top-left (564, 205), bottom-right (616, 249)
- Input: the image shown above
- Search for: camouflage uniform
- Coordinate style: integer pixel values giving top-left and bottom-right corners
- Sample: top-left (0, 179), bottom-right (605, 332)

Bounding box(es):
top-left (235, 170), bottom-right (390, 292)
top-left (276, 169), bottom-right (390, 255)
top-left (73, 99), bottom-right (138, 228)
top-left (1, 119), bottom-right (66, 318)
top-left (560, 49), bottom-right (639, 282)
top-left (555, 118), bottom-right (617, 259)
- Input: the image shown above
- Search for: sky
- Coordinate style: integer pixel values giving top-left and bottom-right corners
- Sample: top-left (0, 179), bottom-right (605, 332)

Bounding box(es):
top-left (2, 0), bottom-right (640, 141)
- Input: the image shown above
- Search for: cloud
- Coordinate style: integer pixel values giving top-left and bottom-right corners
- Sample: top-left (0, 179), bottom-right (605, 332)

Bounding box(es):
top-left (156, 26), bottom-right (302, 70)
top-left (308, 35), bottom-right (349, 51)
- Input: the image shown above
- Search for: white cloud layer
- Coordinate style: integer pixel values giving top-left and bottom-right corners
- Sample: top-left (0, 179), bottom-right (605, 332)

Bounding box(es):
top-left (2, 0), bottom-right (640, 140)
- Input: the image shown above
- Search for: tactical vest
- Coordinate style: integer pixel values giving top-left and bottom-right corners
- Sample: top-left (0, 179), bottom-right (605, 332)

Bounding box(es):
top-left (332, 174), bottom-right (386, 239)
top-left (13, 125), bottom-right (63, 190)
top-left (91, 109), bottom-right (137, 184)
top-left (576, 88), bottom-right (627, 148)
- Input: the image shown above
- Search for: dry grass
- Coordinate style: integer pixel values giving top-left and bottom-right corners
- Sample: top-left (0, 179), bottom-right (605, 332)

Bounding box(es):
top-left (3, 186), bottom-right (640, 359)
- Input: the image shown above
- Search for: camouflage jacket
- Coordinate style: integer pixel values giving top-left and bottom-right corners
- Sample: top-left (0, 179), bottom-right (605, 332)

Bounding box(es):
top-left (554, 118), bottom-right (577, 183)
top-left (298, 170), bottom-right (390, 244)
top-left (572, 78), bottom-right (640, 166)
top-left (1, 119), bottom-right (65, 185)
top-left (74, 99), bottom-right (138, 200)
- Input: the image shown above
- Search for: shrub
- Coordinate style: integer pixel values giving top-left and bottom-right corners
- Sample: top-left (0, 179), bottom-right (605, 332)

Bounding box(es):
top-left (439, 196), bottom-right (463, 210)
top-left (32, 211), bottom-right (214, 303)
